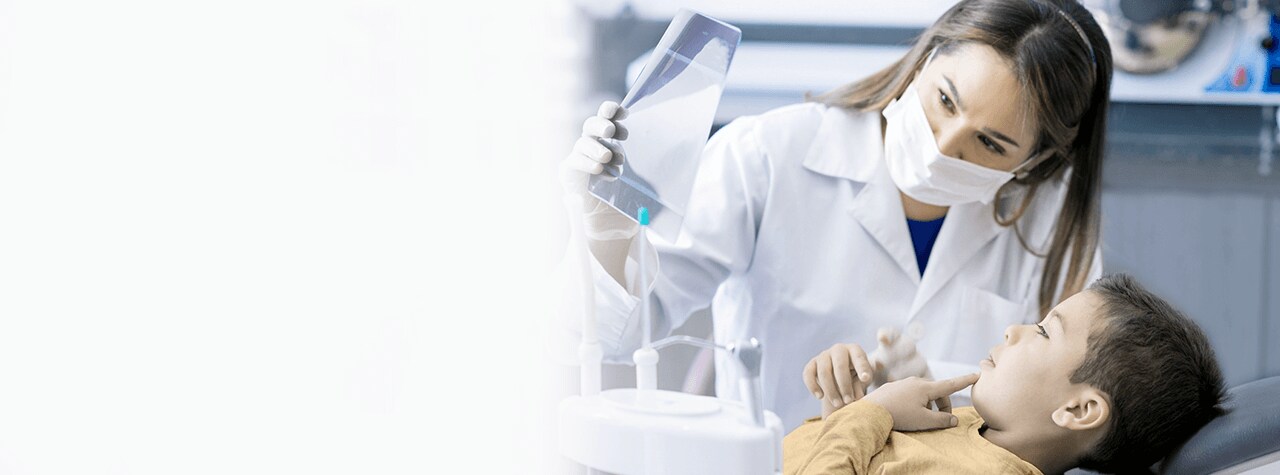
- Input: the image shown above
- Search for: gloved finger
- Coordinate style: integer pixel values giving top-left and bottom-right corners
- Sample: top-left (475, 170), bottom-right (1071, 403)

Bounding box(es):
top-left (610, 121), bottom-right (629, 141)
top-left (820, 398), bottom-right (838, 419)
top-left (831, 347), bottom-right (856, 405)
top-left (816, 354), bottom-right (842, 409)
top-left (599, 139), bottom-right (626, 166)
top-left (582, 115), bottom-right (616, 139)
top-left (877, 327), bottom-right (899, 347)
top-left (803, 359), bottom-right (822, 400)
top-left (563, 153), bottom-right (605, 175)
top-left (597, 101), bottom-right (628, 121)
top-left (913, 410), bottom-right (959, 431)
top-left (934, 395), bottom-right (952, 413)
top-left (926, 373), bottom-right (980, 399)
top-left (847, 344), bottom-right (875, 384)
top-left (574, 136), bottom-right (613, 164)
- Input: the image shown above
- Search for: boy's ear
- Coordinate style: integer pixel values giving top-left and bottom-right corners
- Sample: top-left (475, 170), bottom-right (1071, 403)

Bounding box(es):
top-left (1052, 387), bottom-right (1110, 432)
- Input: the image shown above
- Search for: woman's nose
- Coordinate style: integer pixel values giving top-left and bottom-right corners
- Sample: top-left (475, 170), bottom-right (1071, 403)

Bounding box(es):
top-left (921, 103), bottom-right (965, 159)
top-left (933, 122), bottom-right (965, 159)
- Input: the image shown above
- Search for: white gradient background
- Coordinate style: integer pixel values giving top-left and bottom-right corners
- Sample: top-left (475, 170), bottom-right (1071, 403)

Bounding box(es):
top-left (0, 0), bottom-right (581, 473)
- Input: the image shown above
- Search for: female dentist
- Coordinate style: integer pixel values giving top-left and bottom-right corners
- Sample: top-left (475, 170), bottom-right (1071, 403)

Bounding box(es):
top-left (562, 0), bottom-right (1111, 431)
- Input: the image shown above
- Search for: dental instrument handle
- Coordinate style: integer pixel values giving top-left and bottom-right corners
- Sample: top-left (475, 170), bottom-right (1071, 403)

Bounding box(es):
top-left (729, 338), bottom-right (766, 427)
top-left (633, 207), bottom-right (659, 391)
top-left (564, 193), bottom-right (601, 397)
top-left (637, 207), bottom-right (652, 347)
top-left (634, 347), bottom-right (658, 391)
top-left (739, 377), bottom-right (764, 427)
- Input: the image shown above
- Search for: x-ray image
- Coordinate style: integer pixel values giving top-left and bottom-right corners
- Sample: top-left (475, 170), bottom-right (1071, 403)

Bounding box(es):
top-left (587, 10), bottom-right (741, 242)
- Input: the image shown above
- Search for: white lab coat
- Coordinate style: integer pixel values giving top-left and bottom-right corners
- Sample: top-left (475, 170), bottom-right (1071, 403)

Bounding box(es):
top-left (585, 102), bottom-right (1101, 431)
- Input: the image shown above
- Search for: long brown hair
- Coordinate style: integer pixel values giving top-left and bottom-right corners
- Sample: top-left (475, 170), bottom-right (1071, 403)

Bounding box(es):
top-left (812, 0), bottom-right (1112, 316)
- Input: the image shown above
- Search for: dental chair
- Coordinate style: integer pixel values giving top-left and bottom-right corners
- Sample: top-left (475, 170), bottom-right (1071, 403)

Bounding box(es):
top-left (1160, 375), bottom-right (1280, 474)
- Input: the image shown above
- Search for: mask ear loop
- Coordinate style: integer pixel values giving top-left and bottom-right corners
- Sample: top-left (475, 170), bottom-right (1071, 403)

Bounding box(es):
top-left (922, 47), bottom-right (939, 70)
top-left (999, 146), bottom-right (1056, 257)
top-left (904, 47), bottom-right (941, 95)
top-left (1010, 149), bottom-right (1052, 180)
top-left (900, 47), bottom-right (940, 106)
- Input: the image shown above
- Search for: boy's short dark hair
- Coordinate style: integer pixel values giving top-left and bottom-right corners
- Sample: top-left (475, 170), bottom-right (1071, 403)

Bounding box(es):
top-left (1070, 274), bottom-right (1227, 473)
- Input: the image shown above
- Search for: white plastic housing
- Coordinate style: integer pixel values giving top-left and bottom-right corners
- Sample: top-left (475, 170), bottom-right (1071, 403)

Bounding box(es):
top-left (559, 388), bottom-right (783, 475)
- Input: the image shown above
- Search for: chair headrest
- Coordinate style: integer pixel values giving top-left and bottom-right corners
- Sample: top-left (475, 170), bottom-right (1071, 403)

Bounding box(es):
top-left (1161, 376), bottom-right (1280, 474)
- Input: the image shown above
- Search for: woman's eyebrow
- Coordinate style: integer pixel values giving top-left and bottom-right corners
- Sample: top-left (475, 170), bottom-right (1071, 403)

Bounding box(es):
top-left (982, 127), bottom-right (1022, 148)
top-left (943, 74), bottom-right (1022, 149)
top-left (943, 75), bottom-right (966, 111)
top-left (1049, 310), bottom-right (1065, 337)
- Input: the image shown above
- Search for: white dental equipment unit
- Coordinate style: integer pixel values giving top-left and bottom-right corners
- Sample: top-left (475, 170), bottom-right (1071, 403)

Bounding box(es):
top-left (558, 10), bottom-right (786, 475)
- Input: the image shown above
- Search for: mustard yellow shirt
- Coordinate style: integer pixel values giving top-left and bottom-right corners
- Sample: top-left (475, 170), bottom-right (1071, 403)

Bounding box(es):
top-left (783, 401), bottom-right (1042, 475)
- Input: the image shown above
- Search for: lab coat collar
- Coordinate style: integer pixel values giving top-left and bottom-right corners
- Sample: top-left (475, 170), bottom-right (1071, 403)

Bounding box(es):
top-left (801, 105), bottom-right (883, 183)
top-left (909, 198), bottom-right (1004, 318)
top-left (849, 164), bottom-right (923, 286)
top-left (818, 106), bottom-right (922, 285)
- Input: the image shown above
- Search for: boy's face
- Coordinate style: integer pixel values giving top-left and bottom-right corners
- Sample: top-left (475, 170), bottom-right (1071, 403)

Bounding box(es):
top-left (971, 290), bottom-right (1104, 430)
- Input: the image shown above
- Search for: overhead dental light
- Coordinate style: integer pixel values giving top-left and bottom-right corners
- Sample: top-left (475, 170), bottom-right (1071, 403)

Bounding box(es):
top-left (1087, 0), bottom-right (1217, 74)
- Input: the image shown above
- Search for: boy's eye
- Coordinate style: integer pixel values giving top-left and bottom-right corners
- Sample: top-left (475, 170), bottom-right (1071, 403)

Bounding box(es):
top-left (1036, 324), bottom-right (1049, 339)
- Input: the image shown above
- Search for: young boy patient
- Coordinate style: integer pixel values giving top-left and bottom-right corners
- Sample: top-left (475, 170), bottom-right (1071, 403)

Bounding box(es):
top-left (783, 274), bottom-right (1226, 474)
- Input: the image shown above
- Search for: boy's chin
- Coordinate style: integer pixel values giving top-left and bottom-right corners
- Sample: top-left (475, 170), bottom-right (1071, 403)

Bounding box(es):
top-left (969, 377), bottom-right (989, 409)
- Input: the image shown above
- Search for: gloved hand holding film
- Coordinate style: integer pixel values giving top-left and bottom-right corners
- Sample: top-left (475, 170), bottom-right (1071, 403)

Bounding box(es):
top-left (560, 101), bottom-right (638, 242)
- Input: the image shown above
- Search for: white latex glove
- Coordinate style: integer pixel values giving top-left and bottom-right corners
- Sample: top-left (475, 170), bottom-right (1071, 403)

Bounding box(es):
top-left (559, 101), bottom-right (638, 241)
top-left (804, 342), bottom-right (877, 411)
top-left (860, 374), bottom-right (979, 427)
top-left (805, 326), bottom-right (935, 416)
top-left (868, 326), bottom-right (933, 388)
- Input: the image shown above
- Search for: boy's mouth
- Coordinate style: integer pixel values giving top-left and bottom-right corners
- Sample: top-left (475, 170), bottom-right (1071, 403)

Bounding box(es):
top-left (981, 352), bottom-right (997, 368)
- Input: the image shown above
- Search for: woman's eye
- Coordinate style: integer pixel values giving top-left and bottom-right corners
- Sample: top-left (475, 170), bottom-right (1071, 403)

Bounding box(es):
top-left (1036, 324), bottom-right (1049, 338)
top-left (938, 89), bottom-right (955, 112)
top-left (979, 135), bottom-right (1006, 156)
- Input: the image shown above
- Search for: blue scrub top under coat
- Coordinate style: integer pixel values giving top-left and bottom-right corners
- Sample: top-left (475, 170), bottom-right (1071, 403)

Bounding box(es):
top-left (907, 216), bottom-right (946, 274)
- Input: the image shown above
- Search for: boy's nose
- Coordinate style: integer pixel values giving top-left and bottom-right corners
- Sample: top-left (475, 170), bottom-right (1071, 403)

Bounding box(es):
top-left (1003, 324), bottom-right (1027, 343)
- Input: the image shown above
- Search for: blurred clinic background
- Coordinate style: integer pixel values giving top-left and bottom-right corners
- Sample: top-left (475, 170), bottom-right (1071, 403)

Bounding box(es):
top-left (2, 0), bottom-right (1280, 474)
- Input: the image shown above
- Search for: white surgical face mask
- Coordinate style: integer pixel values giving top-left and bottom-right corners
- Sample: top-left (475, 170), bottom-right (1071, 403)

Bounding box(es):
top-left (881, 84), bottom-right (1016, 207)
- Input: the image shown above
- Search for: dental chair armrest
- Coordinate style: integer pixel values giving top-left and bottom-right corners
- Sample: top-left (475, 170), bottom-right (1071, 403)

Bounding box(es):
top-left (1160, 376), bottom-right (1280, 474)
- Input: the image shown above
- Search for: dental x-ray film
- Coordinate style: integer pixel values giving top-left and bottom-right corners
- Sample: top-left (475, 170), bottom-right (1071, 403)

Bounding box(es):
top-left (587, 10), bottom-right (741, 242)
